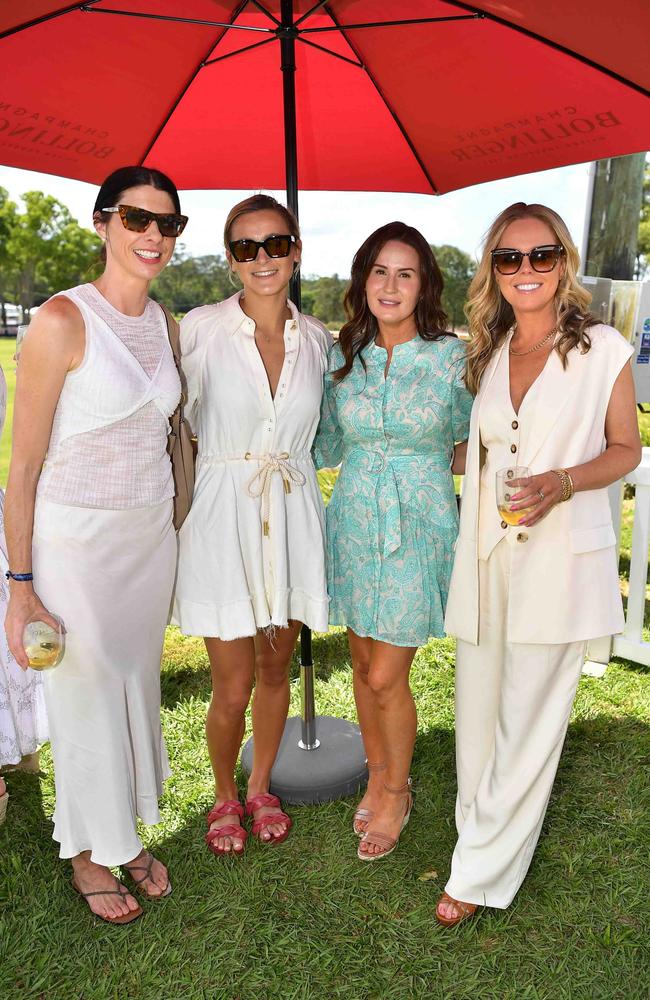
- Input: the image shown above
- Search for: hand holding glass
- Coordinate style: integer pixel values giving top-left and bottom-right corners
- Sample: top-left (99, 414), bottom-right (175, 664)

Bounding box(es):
top-left (23, 617), bottom-right (65, 670)
top-left (496, 466), bottom-right (533, 526)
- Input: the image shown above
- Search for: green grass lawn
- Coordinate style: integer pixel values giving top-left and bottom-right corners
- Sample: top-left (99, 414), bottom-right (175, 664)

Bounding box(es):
top-left (0, 341), bottom-right (649, 998)
top-left (1, 634), bottom-right (648, 1000)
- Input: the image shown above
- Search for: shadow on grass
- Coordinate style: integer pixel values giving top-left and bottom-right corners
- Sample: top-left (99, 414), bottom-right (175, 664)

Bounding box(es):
top-left (1, 714), bottom-right (648, 998)
top-left (611, 654), bottom-right (650, 676)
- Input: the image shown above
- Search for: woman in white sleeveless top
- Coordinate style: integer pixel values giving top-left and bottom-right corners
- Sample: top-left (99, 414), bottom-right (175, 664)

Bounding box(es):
top-left (4, 167), bottom-right (187, 924)
top-left (0, 363), bottom-right (48, 823)
top-left (438, 203), bottom-right (641, 926)
top-left (174, 195), bottom-right (330, 854)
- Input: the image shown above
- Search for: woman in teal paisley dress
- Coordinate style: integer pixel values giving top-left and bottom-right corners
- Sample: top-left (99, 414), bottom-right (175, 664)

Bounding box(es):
top-left (314, 222), bottom-right (472, 861)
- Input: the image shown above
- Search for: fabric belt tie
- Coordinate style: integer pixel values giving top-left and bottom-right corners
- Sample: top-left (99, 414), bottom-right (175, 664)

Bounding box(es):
top-left (381, 465), bottom-right (402, 556)
top-left (245, 452), bottom-right (306, 536)
top-left (344, 448), bottom-right (452, 558)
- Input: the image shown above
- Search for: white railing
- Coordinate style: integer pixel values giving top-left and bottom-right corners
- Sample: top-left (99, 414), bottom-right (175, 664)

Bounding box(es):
top-left (585, 448), bottom-right (650, 673)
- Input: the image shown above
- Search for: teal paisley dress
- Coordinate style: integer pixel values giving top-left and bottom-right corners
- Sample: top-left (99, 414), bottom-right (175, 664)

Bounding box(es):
top-left (313, 335), bottom-right (472, 646)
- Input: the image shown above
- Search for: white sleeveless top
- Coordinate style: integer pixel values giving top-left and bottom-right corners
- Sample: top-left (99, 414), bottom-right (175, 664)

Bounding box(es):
top-left (37, 284), bottom-right (181, 509)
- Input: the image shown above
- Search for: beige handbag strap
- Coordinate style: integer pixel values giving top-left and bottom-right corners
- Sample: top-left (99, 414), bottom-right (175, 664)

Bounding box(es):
top-left (160, 303), bottom-right (181, 369)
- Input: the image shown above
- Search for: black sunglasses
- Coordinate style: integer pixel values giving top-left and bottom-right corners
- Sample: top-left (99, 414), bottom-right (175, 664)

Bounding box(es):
top-left (228, 234), bottom-right (296, 263)
top-left (492, 244), bottom-right (564, 275)
top-left (102, 204), bottom-right (188, 238)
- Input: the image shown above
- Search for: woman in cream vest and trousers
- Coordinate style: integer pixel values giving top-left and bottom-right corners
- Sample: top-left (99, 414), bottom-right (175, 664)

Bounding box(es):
top-left (437, 202), bottom-right (641, 927)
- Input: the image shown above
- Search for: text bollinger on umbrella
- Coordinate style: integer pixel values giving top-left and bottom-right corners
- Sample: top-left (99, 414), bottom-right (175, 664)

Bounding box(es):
top-left (1, 1), bottom-right (649, 801)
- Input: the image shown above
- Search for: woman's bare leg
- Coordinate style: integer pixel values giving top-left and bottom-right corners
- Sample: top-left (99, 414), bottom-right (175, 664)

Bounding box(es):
top-left (348, 630), bottom-right (388, 833)
top-left (358, 640), bottom-right (418, 857)
top-left (247, 620), bottom-right (302, 840)
top-left (204, 635), bottom-right (256, 852)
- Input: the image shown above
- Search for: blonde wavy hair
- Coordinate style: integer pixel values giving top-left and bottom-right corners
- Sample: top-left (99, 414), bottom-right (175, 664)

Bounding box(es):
top-left (465, 202), bottom-right (597, 395)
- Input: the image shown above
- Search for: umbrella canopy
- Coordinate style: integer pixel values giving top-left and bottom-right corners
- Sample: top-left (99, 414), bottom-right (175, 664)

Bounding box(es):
top-left (0, 1), bottom-right (648, 196)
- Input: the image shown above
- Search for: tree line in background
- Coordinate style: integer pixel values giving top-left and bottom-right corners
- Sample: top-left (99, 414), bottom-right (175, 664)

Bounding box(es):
top-left (1, 177), bottom-right (649, 331)
top-left (0, 186), bottom-right (477, 330)
top-left (637, 162), bottom-right (650, 278)
top-left (0, 187), bottom-right (101, 324)
top-left (150, 244), bottom-right (477, 330)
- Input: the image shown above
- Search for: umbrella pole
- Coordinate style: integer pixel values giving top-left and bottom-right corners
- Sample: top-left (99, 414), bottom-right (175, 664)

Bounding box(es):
top-left (279, 0), bottom-right (317, 751)
top-left (241, 0), bottom-right (366, 802)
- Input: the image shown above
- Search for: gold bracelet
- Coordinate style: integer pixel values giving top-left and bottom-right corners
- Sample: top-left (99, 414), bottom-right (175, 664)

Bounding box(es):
top-left (553, 468), bottom-right (574, 502)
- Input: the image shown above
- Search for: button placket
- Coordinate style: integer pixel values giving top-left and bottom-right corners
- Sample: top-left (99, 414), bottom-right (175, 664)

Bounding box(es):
top-left (277, 323), bottom-right (296, 404)
top-left (510, 415), bottom-right (521, 455)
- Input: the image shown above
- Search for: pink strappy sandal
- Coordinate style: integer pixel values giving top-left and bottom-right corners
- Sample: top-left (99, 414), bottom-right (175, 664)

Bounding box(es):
top-left (357, 778), bottom-right (413, 862)
top-left (205, 800), bottom-right (248, 856)
top-left (245, 792), bottom-right (292, 845)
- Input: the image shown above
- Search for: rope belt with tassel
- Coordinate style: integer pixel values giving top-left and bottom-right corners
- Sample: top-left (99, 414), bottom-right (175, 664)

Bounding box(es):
top-left (245, 451), bottom-right (306, 536)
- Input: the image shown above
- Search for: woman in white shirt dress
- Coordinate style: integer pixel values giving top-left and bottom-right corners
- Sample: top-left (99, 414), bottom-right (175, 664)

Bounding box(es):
top-left (4, 167), bottom-right (187, 924)
top-left (174, 195), bottom-right (331, 854)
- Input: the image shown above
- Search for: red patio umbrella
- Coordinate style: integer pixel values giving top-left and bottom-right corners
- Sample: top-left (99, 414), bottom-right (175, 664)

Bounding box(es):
top-left (0, 1), bottom-right (648, 198)
top-left (1, 0), bottom-right (649, 799)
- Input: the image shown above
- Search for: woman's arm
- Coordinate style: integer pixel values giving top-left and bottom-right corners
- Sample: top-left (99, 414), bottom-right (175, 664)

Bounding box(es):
top-left (449, 342), bottom-right (473, 477)
top-left (451, 440), bottom-right (468, 475)
top-left (312, 347), bottom-right (344, 469)
top-left (4, 297), bottom-right (84, 668)
top-left (515, 360), bottom-right (641, 526)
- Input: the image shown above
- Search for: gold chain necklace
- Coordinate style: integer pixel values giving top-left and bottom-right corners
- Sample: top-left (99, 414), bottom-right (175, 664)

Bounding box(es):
top-left (508, 326), bottom-right (557, 356)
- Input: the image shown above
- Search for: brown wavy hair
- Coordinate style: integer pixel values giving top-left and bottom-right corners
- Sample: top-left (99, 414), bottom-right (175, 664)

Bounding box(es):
top-left (333, 222), bottom-right (448, 383)
top-left (465, 202), bottom-right (598, 395)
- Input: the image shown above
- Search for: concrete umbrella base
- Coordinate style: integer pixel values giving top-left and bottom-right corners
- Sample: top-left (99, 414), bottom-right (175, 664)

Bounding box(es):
top-left (241, 715), bottom-right (368, 805)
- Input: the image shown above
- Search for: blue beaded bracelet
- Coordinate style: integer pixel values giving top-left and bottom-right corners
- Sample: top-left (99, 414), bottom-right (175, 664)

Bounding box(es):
top-left (5, 571), bottom-right (34, 582)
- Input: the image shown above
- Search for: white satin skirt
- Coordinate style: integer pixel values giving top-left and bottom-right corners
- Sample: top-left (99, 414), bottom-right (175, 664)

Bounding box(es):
top-left (32, 498), bottom-right (176, 867)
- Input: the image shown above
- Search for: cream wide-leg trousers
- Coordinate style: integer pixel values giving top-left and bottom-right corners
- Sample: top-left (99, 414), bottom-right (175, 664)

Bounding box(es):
top-left (445, 538), bottom-right (586, 909)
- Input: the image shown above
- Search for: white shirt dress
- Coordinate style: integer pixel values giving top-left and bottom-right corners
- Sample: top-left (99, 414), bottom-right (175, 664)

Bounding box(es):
top-left (173, 292), bottom-right (331, 640)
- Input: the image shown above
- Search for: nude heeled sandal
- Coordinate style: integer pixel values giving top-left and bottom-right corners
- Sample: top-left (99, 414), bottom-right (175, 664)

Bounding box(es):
top-left (357, 778), bottom-right (413, 861)
top-left (353, 761), bottom-right (387, 837)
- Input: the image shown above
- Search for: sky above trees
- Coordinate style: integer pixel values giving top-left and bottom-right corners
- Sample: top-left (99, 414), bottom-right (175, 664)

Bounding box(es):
top-left (0, 162), bottom-right (592, 278)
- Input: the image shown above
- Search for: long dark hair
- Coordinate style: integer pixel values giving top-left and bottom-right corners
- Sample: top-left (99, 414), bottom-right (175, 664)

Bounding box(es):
top-left (333, 222), bottom-right (448, 382)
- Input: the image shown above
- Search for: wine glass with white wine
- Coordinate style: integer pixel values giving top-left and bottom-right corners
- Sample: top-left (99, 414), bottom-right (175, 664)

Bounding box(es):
top-left (496, 466), bottom-right (533, 526)
top-left (23, 616), bottom-right (65, 670)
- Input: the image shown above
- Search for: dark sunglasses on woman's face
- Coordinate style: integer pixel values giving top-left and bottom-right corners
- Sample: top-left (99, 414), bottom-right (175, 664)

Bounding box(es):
top-left (491, 244), bottom-right (564, 275)
top-left (102, 204), bottom-right (188, 238)
top-left (228, 234), bottom-right (296, 263)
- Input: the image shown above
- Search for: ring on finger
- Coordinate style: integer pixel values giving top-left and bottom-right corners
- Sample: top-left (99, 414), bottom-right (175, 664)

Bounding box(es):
top-left (537, 488), bottom-right (545, 501)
